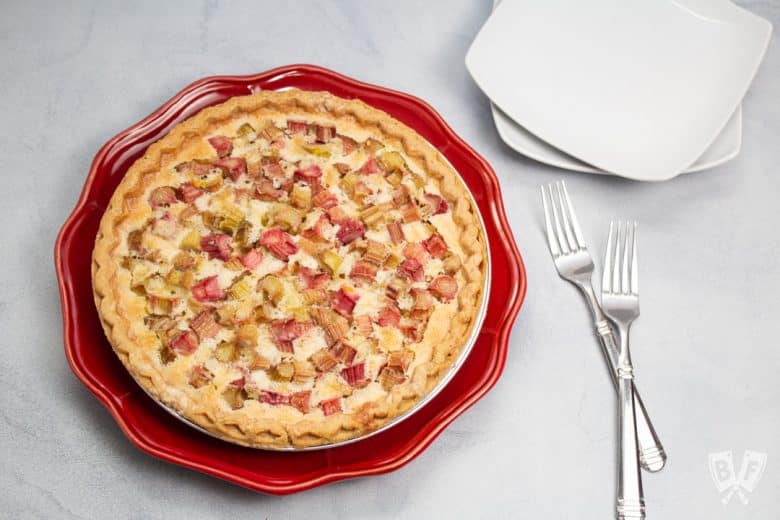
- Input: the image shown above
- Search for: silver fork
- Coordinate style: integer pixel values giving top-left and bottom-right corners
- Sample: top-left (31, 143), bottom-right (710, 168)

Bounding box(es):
top-left (602, 222), bottom-right (645, 520)
top-left (541, 181), bottom-right (665, 472)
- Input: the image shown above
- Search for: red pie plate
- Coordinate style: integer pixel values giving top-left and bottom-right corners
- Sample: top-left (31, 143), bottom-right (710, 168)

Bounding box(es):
top-left (54, 64), bottom-right (526, 494)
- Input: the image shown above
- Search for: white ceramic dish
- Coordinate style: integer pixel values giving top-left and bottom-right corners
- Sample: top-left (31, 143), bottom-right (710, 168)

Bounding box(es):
top-left (486, 0), bottom-right (743, 176)
top-left (467, 0), bottom-right (771, 181)
top-left (492, 104), bottom-right (742, 175)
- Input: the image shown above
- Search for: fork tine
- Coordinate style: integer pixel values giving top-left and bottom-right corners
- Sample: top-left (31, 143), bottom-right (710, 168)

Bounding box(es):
top-left (603, 221), bottom-right (614, 293)
top-left (555, 181), bottom-right (579, 252)
top-left (560, 181), bottom-right (586, 249)
top-left (621, 221), bottom-right (631, 295)
top-left (548, 183), bottom-right (571, 255)
top-left (541, 185), bottom-right (562, 257)
top-left (612, 221), bottom-right (622, 294)
top-left (631, 222), bottom-right (639, 295)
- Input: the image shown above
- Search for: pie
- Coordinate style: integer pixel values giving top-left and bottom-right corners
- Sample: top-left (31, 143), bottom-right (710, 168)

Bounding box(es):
top-left (92, 89), bottom-right (487, 448)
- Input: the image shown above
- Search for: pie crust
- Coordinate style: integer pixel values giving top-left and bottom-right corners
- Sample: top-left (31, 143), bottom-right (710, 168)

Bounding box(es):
top-left (92, 90), bottom-right (487, 448)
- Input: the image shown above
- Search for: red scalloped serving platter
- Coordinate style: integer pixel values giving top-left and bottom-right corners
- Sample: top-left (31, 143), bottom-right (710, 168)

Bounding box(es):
top-left (54, 64), bottom-right (526, 495)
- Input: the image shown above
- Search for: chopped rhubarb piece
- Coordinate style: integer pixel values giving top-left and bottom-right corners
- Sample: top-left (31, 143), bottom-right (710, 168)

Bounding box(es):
top-left (178, 205), bottom-right (199, 223)
top-left (255, 178), bottom-right (286, 201)
top-left (151, 212), bottom-right (177, 238)
top-left (333, 162), bottom-right (351, 175)
top-left (229, 376), bottom-right (246, 389)
top-left (336, 219), bottom-right (365, 245)
top-left (387, 221), bottom-right (405, 244)
top-left (311, 308), bottom-right (350, 344)
top-left (293, 360), bottom-right (316, 383)
top-left (290, 390), bottom-right (312, 413)
top-left (261, 160), bottom-right (284, 178)
top-left (320, 397), bottom-right (342, 416)
top-left (190, 310), bottom-right (220, 340)
top-left (328, 206), bottom-right (349, 224)
top-left (403, 242), bottom-right (428, 264)
top-left (270, 319), bottom-right (307, 352)
top-left (240, 248), bottom-right (263, 269)
top-left (353, 181), bottom-right (374, 202)
top-left (423, 193), bottom-right (449, 215)
top-left (387, 349), bottom-right (414, 371)
top-left (401, 324), bottom-right (420, 341)
top-left (423, 233), bottom-right (448, 259)
top-left (251, 353), bottom-right (272, 370)
top-left (314, 125), bottom-right (336, 143)
top-left (311, 189), bottom-right (338, 209)
top-left (146, 317), bottom-right (177, 334)
top-left (376, 306), bottom-right (401, 327)
top-left (261, 161), bottom-right (286, 181)
top-left (233, 188), bottom-right (250, 204)
top-left (302, 288), bottom-right (328, 304)
top-left (271, 319), bottom-right (306, 342)
top-left (355, 314), bottom-right (373, 336)
top-left (385, 277), bottom-right (407, 300)
top-left (127, 229), bottom-right (144, 253)
top-left (294, 164), bottom-right (322, 185)
top-left (340, 362), bottom-right (366, 386)
top-left (333, 343), bottom-right (357, 364)
top-left (280, 178), bottom-right (294, 193)
top-left (147, 295), bottom-right (177, 315)
top-left (287, 120), bottom-right (308, 134)
top-left (275, 341), bottom-right (295, 353)
top-left (188, 364), bottom-right (213, 388)
top-left (331, 287), bottom-right (359, 317)
top-left (200, 233), bottom-right (233, 260)
top-left (379, 366), bottom-right (406, 389)
top-left (302, 213), bottom-right (331, 241)
top-left (191, 276), bottom-right (225, 302)
top-left (215, 157), bottom-right (247, 182)
top-left (363, 240), bottom-right (388, 265)
top-left (259, 227), bottom-right (298, 261)
top-left (169, 330), bottom-right (199, 355)
top-left (207, 135), bottom-right (233, 157)
top-left (411, 288), bottom-right (434, 308)
top-left (260, 391), bottom-right (291, 406)
top-left (300, 266), bottom-right (330, 290)
top-left (398, 258), bottom-right (424, 282)
top-left (430, 275), bottom-right (458, 301)
top-left (175, 161), bottom-right (210, 175)
top-left (357, 157), bottom-right (380, 174)
top-left (258, 123), bottom-right (281, 141)
top-left (411, 288), bottom-right (434, 319)
top-left (340, 136), bottom-right (358, 155)
top-left (179, 182), bottom-right (203, 203)
top-left (248, 160), bottom-right (263, 178)
top-left (149, 186), bottom-right (177, 208)
top-left (222, 385), bottom-right (245, 409)
top-left (349, 261), bottom-right (377, 283)
top-left (311, 349), bottom-right (338, 371)
top-left (392, 186), bottom-right (411, 208)
top-left (400, 201), bottom-right (421, 223)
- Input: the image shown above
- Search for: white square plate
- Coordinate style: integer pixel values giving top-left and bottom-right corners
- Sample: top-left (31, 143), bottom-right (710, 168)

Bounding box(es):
top-left (466, 0), bottom-right (771, 181)
top-left (492, 98), bottom-right (742, 176)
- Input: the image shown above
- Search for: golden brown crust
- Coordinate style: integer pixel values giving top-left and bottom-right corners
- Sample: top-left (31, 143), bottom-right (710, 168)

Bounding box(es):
top-left (92, 90), bottom-right (486, 448)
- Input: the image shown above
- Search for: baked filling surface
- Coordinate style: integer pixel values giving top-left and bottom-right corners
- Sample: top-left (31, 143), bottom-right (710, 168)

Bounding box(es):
top-left (92, 90), bottom-right (486, 448)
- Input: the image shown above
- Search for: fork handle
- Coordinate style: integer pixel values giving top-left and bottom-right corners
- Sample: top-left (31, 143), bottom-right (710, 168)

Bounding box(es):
top-left (597, 320), bottom-right (666, 472)
top-left (617, 370), bottom-right (646, 520)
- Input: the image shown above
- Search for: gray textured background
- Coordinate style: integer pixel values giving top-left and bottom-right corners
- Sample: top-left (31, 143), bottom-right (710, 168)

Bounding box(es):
top-left (1, 1), bottom-right (778, 518)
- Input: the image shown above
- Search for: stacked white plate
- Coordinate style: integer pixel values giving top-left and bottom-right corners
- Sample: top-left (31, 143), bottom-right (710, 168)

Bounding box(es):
top-left (466, 0), bottom-right (772, 181)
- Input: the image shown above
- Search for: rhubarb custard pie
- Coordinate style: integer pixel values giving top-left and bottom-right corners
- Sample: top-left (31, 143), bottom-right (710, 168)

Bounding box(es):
top-left (92, 90), bottom-right (487, 448)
